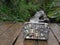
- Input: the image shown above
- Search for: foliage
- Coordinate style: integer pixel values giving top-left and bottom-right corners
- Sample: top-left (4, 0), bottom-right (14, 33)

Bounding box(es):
top-left (0, 0), bottom-right (40, 22)
top-left (0, 0), bottom-right (60, 22)
top-left (43, 0), bottom-right (60, 22)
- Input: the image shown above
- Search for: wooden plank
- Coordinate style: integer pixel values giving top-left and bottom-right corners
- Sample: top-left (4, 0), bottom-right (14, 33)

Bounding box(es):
top-left (49, 23), bottom-right (60, 44)
top-left (0, 22), bottom-right (14, 35)
top-left (38, 41), bottom-right (47, 45)
top-left (15, 29), bottom-right (24, 45)
top-left (0, 22), bottom-right (3, 25)
top-left (48, 31), bottom-right (59, 45)
top-left (24, 40), bottom-right (35, 45)
top-left (0, 23), bottom-right (23, 45)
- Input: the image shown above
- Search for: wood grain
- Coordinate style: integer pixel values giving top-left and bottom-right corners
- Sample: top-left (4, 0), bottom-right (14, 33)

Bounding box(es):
top-left (49, 23), bottom-right (60, 44)
top-left (0, 23), bottom-right (23, 45)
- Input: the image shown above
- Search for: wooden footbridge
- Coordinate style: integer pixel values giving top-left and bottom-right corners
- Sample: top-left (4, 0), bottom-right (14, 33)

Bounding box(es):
top-left (0, 22), bottom-right (60, 45)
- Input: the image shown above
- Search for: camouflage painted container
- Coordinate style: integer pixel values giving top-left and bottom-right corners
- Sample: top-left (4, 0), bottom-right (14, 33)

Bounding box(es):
top-left (23, 22), bottom-right (50, 40)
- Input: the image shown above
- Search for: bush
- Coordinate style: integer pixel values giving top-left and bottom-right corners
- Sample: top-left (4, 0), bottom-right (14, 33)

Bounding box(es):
top-left (46, 0), bottom-right (60, 22)
top-left (0, 0), bottom-right (40, 22)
